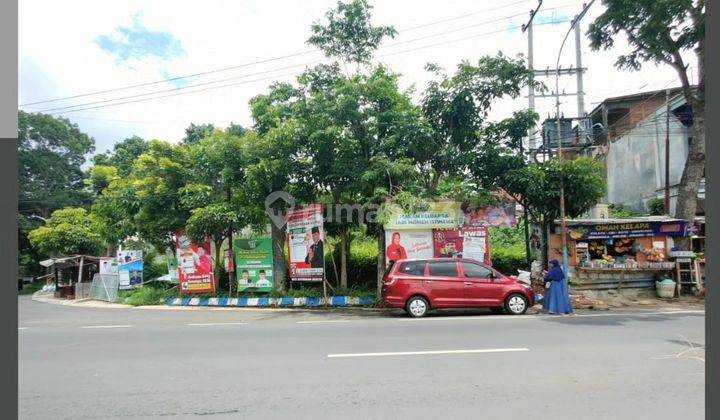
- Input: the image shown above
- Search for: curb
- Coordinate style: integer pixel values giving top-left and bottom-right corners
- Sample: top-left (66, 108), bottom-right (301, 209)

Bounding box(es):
top-left (165, 296), bottom-right (375, 308)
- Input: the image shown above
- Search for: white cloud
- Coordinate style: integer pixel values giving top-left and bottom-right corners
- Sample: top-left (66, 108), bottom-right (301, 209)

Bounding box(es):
top-left (19, 0), bottom-right (695, 156)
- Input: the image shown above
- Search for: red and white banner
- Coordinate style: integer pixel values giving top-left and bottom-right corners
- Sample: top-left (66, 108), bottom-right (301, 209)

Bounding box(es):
top-left (286, 204), bottom-right (325, 282)
top-left (432, 227), bottom-right (491, 265)
top-left (175, 231), bottom-right (215, 294)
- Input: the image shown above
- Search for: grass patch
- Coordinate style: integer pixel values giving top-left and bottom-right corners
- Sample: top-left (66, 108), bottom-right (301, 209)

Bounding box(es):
top-left (18, 282), bottom-right (43, 295)
top-left (117, 285), bottom-right (176, 306)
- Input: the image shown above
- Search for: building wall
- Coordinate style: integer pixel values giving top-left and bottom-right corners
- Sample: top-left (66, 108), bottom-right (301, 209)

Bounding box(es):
top-left (605, 96), bottom-right (690, 213)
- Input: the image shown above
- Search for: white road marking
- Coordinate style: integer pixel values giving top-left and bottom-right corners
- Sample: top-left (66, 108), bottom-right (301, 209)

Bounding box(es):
top-left (297, 320), bottom-right (350, 324)
top-left (81, 325), bottom-right (133, 329)
top-left (398, 310), bottom-right (704, 321)
top-left (328, 348), bottom-right (529, 358)
top-left (186, 322), bottom-right (248, 326)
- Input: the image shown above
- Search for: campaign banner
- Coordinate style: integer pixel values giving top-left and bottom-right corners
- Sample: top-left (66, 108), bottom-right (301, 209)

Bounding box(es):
top-left (117, 250), bottom-right (143, 290)
top-left (566, 221), bottom-right (688, 241)
top-left (286, 204), bottom-right (325, 282)
top-left (384, 201), bottom-right (463, 230)
top-left (235, 237), bottom-right (274, 292)
top-left (175, 231), bottom-right (215, 294)
top-left (385, 229), bottom-right (434, 265)
top-left (99, 257), bottom-right (118, 275)
top-left (432, 227), bottom-right (490, 265)
top-left (462, 203), bottom-right (517, 228)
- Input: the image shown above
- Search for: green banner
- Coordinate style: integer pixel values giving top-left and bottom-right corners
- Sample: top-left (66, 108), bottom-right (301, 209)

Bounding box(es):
top-left (234, 237), bottom-right (274, 292)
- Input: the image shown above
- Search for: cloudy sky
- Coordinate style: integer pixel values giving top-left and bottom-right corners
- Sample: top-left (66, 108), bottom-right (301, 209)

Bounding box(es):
top-left (19, 0), bottom-right (693, 157)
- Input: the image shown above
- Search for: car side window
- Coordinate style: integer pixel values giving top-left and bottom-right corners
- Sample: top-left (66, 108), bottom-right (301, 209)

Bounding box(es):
top-left (461, 262), bottom-right (492, 278)
top-left (428, 261), bottom-right (458, 277)
top-left (398, 261), bottom-right (427, 276)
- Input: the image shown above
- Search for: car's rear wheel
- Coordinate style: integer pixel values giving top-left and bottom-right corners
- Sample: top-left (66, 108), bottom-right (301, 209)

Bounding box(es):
top-left (504, 293), bottom-right (528, 315)
top-left (406, 296), bottom-right (429, 318)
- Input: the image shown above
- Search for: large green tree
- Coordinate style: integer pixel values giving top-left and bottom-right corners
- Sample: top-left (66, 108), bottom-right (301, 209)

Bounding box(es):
top-left (91, 135), bottom-right (149, 177)
top-left (18, 111), bottom-right (94, 218)
top-left (588, 0), bottom-right (705, 245)
top-left (28, 208), bottom-right (104, 256)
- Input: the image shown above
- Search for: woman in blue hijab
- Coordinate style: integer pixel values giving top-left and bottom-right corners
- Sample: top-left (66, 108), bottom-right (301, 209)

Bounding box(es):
top-left (542, 259), bottom-right (573, 314)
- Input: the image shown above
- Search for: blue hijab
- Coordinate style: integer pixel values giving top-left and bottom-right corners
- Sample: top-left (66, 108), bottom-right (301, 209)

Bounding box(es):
top-left (545, 259), bottom-right (565, 282)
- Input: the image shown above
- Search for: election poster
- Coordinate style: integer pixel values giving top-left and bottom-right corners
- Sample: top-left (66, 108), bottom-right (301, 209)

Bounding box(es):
top-left (286, 204), bottom-right (325, 282)
top-left (234, 237), bottom-right (274, 292)
top-left (175, 231), bottom-right (215, 294)
top-left (385, 229), bottom-right (434, 265)
top-left (117, 250), bottom-right (143, 290)
top-left (462, 202), bottom-right (517, 228)
top-left (432, 227), bottom-right (490, 265)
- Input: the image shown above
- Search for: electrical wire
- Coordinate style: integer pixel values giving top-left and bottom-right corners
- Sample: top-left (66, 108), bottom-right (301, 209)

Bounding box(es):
top-left (21, 1), bottom-right (545, 107)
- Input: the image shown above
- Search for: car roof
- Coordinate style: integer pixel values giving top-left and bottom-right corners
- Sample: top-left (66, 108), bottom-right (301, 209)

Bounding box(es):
top-left (392, 257), bottom-right (486, 264)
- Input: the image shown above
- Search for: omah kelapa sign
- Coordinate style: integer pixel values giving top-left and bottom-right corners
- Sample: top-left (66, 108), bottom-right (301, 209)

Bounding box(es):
top-left (566, 221), bottom-right (688, 241)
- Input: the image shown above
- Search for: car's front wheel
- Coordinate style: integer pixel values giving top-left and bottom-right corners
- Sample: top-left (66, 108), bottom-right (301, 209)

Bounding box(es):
top-left (406, 296), bottom-right (429, 318)
top-left (504, 293), bottom-right (528, 315)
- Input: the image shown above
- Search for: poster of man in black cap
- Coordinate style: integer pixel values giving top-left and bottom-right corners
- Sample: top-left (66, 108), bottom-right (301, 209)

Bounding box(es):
top-left (304, 226), bottom-right (324, 268)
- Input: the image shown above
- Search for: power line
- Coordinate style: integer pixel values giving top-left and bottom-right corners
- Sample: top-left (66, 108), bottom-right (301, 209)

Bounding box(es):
top-left (21, 1), bottom-right (545, 107)
top-left (45, 18), bottom-right (571, 116)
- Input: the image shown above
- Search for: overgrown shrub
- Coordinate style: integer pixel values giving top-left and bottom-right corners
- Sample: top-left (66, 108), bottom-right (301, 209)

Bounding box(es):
top-left (118, 284), bottom-right (175, 306)
top-left (491, 247), bottom-right (527, 276)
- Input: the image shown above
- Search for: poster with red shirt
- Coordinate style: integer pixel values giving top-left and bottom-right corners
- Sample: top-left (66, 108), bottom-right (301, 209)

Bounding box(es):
top-left (385, 229), bottom-right (434, 265)
top-left (175, 231), bottom-right (215, 294)
top-left (432, 227), bottom-right (490, 265)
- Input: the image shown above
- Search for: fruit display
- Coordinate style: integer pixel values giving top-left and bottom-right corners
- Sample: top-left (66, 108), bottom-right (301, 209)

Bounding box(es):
top-left (612, 238), bottom-right (634, 254)
top-left (642, 247), bottom-right (665, 262)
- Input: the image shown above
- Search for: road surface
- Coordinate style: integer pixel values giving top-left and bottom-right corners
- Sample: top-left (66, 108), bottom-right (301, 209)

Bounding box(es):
top-left (18, 296), bottom-right (705, 419)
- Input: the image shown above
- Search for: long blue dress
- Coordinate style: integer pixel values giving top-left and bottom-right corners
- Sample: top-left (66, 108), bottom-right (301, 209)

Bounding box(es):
top-left (542, 260), bottom-right (573, 314)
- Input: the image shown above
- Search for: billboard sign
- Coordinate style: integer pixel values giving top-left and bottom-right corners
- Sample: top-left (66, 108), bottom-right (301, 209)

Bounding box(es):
top-left (384, 229), bottom-right (434, 265)
top-left (117, 250), bottom-right (143, 290)
top-left (286, 204), bottom-right (325, 282)
top-left (235, 237), bottom-right (274, 292)
top-left (175, 231), bottom-right (215, 294)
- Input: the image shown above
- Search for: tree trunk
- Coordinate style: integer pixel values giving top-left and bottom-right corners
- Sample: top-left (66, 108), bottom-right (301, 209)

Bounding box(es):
top-left (376, 228), bottom-right (386, 297)
top-left (339, 228), bottom-right (349, 289)
top-left (673, 106), bottom-right (705, 250)
top-left (270, 221), bottom-right (288, 292)
top-left (214, 237), bottom-right (223, 291)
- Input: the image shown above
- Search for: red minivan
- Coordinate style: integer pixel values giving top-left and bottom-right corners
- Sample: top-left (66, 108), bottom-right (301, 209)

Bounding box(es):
top-left (382, 258), bottom-right (534, 317)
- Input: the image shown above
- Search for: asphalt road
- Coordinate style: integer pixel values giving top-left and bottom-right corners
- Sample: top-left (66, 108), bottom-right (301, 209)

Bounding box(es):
top-left (19, 296), bottom-right (705, 420)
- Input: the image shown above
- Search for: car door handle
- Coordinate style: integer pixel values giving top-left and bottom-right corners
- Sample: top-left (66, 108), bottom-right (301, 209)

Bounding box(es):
top-left (464, 282), bottom-right (473, 285)
top-left (424, 280), bottom-right (433, 283)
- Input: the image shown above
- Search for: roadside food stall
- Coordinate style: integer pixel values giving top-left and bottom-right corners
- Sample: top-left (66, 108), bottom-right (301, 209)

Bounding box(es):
top-left (39, 255), bottom-right (102, 299)
top-left (548, 217), bottom-right (687, 292)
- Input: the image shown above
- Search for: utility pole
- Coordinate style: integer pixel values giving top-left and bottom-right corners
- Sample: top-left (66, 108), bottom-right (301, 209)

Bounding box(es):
top-left (555, 0), bottom-right (594, 283)
top-left (664, 89), bottom-right (671, 214)
top-left (574, 17), bottom-right (586, 139)
top-left (522, 1), bottom-right (542, 269)
top-left (522, 1), bottom-right (542, 150)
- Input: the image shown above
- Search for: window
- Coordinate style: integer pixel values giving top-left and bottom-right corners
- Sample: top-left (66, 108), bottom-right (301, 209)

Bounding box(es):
top-left (461, 262), bottom-right (492, 278)
top-left (398, 261), bottom-right (426, 276)
top-left (428, 261), bottom-right (458, 277)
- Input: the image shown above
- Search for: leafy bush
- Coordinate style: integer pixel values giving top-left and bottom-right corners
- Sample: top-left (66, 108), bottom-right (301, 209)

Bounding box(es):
top-left (325, 236), bottom-right (377, 289)
top-left (647, 197), bottom-right (666, 215)
top-left (118, 285), bottom-right (176, 306)
top-left (489, 224), bottom-right (528, 275)
top-left (608, 203), bottom-right (643, 218)
top-left (491, 247), bottom-right (527, 276)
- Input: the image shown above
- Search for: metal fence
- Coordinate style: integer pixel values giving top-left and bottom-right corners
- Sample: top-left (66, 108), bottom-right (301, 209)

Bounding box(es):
top-left (89, 273), bottom-right (120, 302)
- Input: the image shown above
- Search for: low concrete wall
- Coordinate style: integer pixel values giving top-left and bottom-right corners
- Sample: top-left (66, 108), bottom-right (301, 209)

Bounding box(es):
top-left (570, 268), bottom-right (671, 291)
